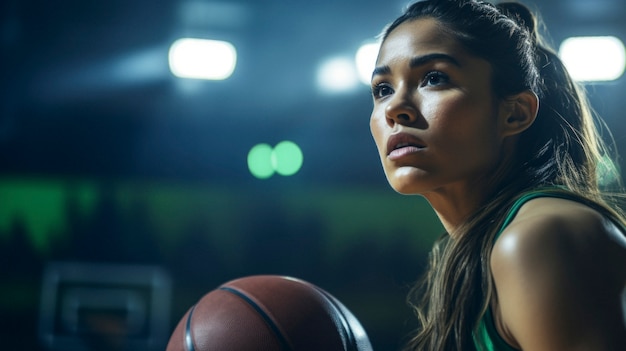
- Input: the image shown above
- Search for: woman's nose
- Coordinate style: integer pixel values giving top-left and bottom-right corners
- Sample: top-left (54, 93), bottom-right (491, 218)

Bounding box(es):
top-left (385, 92), bottom-right (418, 126)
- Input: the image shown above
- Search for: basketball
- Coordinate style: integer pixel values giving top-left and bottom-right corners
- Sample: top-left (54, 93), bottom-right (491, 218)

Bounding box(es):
top-left (166, 275), bottom-right (373, 351)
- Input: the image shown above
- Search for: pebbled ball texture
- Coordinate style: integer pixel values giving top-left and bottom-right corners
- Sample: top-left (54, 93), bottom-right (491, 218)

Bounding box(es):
top-left (166, 275), bottom-right (373, 351)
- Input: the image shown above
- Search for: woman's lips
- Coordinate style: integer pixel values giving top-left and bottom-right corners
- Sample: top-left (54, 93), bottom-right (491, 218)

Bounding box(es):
top-left (386, 132), bottom-right (425, 160)
top-left (388, 145), bottom-right (423, 159)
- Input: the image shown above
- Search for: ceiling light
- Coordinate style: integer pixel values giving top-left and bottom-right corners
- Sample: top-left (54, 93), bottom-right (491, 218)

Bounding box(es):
top-left (168, 38), bottom-right (237, 80)
top-left (559, 36), bottom-right (625, 82)
top-left (355, 42), bottom-right (380, 85)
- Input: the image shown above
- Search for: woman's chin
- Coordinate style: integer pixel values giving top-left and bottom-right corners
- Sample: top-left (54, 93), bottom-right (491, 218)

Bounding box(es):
top-left (388, 179), bottom-right (426, 195)
top-left (386, 168), bottom-right (431, 195)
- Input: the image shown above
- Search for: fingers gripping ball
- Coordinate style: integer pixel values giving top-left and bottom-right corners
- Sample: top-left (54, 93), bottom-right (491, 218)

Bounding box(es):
top-left (166, 275), bottom-right (373, 351)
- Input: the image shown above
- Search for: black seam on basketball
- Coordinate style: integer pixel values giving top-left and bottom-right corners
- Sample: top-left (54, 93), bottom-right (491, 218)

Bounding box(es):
top-left (219, 286), bottom-right (293, 351)
top-left (185, 304), bottom-right (197, 351)
top-left (313, 287), bottom-right (357, 351)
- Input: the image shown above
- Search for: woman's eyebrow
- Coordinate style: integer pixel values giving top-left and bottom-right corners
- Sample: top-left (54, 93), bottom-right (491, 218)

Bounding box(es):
top-left (371, 65), bottom-right (391, 79)
top-left (410, 53), bottom-right (461, 68)
top-left (371, 53), bottom-right (462, 80)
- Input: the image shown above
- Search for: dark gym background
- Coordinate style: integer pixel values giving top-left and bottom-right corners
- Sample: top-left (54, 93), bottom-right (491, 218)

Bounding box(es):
top-left (1, 0), bottom-right (625, 350)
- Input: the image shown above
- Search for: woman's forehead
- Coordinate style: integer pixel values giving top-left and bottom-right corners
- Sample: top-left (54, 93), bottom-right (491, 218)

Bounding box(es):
top-left (378, 18), bottom-right (465, 64)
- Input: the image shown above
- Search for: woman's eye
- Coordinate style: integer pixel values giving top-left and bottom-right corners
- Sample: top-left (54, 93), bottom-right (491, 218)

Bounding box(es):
top-left (422, 71), bottom-right (449, 87)
top-left (372, 84), bottom-right (393, 98)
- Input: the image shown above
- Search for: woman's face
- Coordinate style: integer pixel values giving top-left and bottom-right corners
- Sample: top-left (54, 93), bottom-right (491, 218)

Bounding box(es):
top-left (370, 18), bottom-right (507, 196)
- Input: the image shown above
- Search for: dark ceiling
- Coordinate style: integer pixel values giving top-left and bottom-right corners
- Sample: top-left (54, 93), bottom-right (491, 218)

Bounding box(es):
top-left (2, 0), bottom-right (626, 186)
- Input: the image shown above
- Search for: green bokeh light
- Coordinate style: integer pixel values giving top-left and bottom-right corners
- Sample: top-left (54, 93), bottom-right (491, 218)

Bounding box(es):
top-left (247, 143), bottom-right (274, 179)
top-left (272, 141), bottom-right (304, 176)
top-left (248, 141), bottom-right (304, 178)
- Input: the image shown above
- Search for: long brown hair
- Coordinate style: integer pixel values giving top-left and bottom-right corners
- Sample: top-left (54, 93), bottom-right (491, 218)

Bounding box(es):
top-left (376, 1), bottom-right (624, 350)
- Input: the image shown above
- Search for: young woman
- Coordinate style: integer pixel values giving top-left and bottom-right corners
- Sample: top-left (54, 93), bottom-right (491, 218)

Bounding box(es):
top-left (369, 0), bottom-right (626, 350)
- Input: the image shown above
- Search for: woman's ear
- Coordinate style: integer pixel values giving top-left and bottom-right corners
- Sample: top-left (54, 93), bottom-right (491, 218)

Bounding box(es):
top-left (499, 90), bottom-right (539, 137)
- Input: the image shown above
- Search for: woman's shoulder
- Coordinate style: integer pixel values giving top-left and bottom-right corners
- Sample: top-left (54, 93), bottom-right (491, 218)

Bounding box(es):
top-left (494, 196), bottom-right (626, 262)
top-left (491, 196), bottom-right (626, 289)
top-left (489, 196), bottom-right (626, 350)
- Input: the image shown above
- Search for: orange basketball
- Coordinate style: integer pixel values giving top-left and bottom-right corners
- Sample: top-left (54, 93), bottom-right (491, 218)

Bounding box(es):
top-left (166, 275), bottom-right (373, 351)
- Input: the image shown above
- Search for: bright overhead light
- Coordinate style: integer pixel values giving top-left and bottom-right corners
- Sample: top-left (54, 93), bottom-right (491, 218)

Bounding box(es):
top-left (355, 42), bottom-right (380, 85)
top-left (168, 38), bottom-right (237, 80)
top-left (558, 36), bottom-right (625, 82)
top-left (316, 57), bottom-right (359, 93)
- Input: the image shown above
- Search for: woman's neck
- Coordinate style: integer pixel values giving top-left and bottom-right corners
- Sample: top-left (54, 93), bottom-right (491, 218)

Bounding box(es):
top-left (422, 182), bottom-right (493, 236)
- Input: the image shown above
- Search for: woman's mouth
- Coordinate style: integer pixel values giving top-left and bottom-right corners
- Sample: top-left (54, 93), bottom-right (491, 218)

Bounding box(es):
top-left (388, 144), bottom-right (423, 159)
top-left (387, 133), bottom-right (425, 159)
